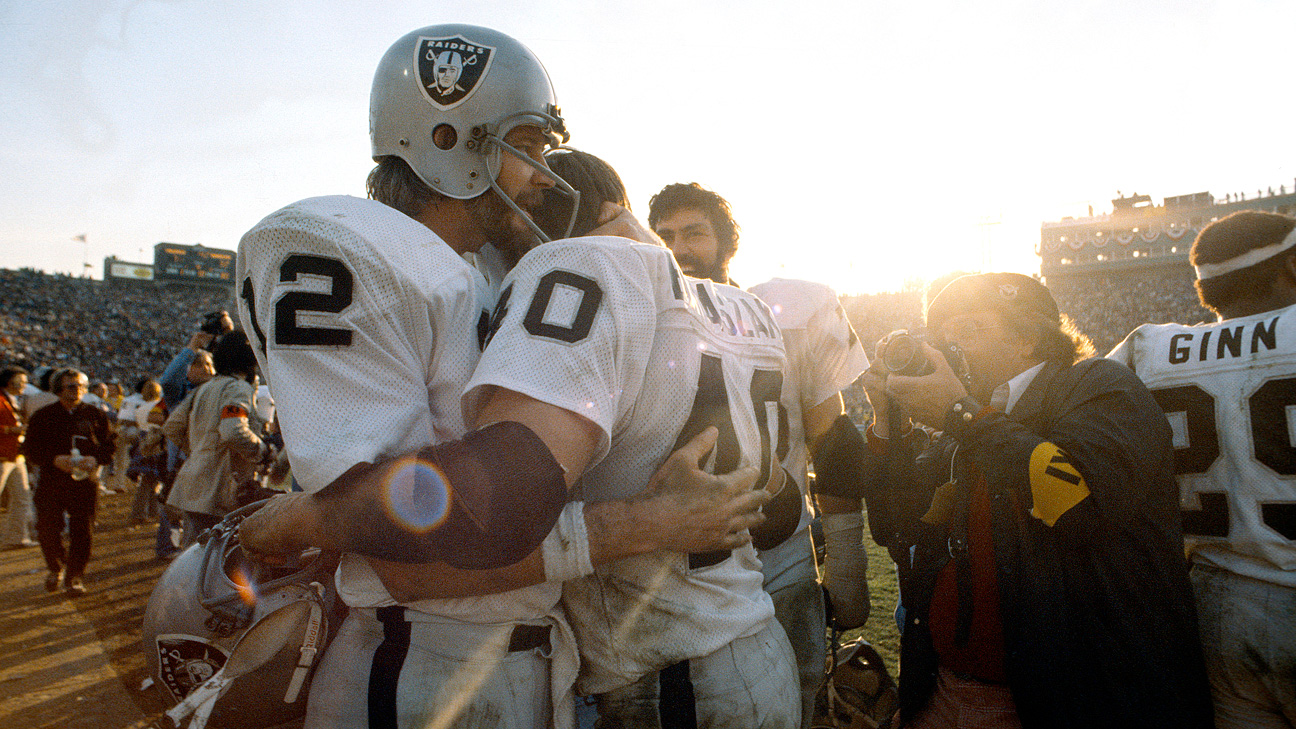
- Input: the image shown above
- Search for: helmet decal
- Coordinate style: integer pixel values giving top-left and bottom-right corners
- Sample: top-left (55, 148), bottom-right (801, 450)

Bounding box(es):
top-left (416, 35), bottom-right (495, 110)
top-left (155, 634), bottom-right (230, 703)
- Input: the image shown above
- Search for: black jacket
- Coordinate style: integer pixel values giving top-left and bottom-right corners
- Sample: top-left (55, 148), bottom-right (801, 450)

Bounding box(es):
top-left (24, 400), bottom-right (114, 491)
top-left (861, 357), bottom-right (1214, 729)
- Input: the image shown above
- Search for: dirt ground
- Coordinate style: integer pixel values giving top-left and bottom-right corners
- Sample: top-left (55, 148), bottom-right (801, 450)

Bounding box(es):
top-left (0, 488), bottom-right (172, 729)
top-left (0, 485), bottom-right (902, 729)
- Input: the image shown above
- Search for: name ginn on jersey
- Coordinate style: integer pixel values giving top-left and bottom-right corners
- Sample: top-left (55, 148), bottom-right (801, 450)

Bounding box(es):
top-left (1166, 316), bottom-right (1279, 365)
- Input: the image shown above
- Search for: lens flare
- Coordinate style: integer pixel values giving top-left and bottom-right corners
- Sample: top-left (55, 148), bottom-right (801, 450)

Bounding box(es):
top-left (230, 564), bottom-right (258, 607)
top-left (381, 455), bottom-right (451, 532)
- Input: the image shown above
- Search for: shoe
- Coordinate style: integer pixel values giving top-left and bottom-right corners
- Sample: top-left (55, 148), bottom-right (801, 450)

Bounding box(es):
top-left (64, 577), bottom-right (86, 596)
top-left (45, 570), bottom-right (63, 593)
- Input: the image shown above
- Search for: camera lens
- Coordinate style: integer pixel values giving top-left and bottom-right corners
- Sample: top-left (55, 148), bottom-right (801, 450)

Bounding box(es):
top-left (883, 334), bottom-right (920, 374)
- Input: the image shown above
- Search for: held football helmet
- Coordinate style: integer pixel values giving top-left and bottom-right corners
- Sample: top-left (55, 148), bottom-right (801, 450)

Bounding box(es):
top-left (370, 23), bottom-right (579, 241)
top-left (812, 638), bottom-right (899, 729)
top-left (142, 501), bottom-right (345, 729)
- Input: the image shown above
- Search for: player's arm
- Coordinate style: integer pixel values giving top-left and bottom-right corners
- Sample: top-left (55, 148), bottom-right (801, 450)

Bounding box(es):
top-left (238, 386), bottom-right (765, 580)
top-left (805, 394), bottom-right (871, 628)
top-left (369, 400), bottom-right (765, 601)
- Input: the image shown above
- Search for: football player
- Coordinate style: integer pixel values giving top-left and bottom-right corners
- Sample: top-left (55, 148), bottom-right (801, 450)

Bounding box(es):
top-left (1109, 210), bottom-right (1296, 729)
top-left (470, 169), bottom-right (801, 725)
top-left (236, 26), bottom-right (764, 729)
top-left (252, 148), bottom-right (802, 725)
top-left (649, 182), bottom-right (873, 727)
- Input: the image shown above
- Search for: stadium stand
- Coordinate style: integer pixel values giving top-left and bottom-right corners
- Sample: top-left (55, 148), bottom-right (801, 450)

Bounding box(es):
top-left (0, 268), bottom-right (232, 386)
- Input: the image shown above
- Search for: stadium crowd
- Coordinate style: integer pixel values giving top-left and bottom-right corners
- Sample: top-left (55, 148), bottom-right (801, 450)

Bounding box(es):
top-left (0, 264), bottom-right (1214, 393)
top-left (0, 264), bottom-right (1213, 442)
top-left (0, 268), bottom-right (232, 385)
top-left (1047, 269), bottom-right (1213, 354)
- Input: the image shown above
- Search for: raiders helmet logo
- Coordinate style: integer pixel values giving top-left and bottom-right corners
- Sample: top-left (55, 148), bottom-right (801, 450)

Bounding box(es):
top-left (154, 634), bottom-right (230, 703)
top-left (415, 35), bottom-right (495, 110)
top-left (998, 283), bottom-right (1018, 300)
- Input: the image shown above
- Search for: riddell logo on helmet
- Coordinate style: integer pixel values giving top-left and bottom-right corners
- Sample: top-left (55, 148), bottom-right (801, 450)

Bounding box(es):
top-left (416, 35), bottom-right (495, 110)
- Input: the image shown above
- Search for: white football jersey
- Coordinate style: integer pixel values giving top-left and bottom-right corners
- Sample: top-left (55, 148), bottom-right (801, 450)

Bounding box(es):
top-left (465, 237), bottom-right (786, 695)
top-left (749, 278), bottom-right (869, 534)
top-left (236, 195), bottom-right (558, 621)
top-left (1109, 304), bottom-right (1296, 588)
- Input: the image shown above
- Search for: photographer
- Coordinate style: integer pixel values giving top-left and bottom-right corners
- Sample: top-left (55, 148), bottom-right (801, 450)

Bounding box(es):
top-left (163, 329), bottom-right (266, 548)
top-left (857, 273), bottom-right (1211, 729)
top-left (158, 309), bottom-right (228, 408)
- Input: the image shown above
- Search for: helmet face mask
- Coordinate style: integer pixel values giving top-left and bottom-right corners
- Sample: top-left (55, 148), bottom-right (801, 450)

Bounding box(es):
top-left (371, 24), bottom-right (579, 241)
top-left (478, 111), bottom-right (581, 242)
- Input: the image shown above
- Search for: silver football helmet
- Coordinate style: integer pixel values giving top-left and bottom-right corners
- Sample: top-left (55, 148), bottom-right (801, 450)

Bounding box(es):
top-left (812, 638), bottom-right (900, 729)
top-left (142, 501), bottom-right (344, 729)
top-left (370, 23), bottom-right (579, 241)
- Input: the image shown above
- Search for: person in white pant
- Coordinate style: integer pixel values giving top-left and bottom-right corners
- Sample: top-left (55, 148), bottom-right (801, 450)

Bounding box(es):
top-left (1, 367), bottom-right (34, 548)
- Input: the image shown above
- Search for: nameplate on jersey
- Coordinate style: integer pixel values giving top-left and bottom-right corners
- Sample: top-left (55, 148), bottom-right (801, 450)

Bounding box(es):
top-left (1165, 316), bottom-right (1279, 365)
top-left (678, 273), bottom-right (780, 345)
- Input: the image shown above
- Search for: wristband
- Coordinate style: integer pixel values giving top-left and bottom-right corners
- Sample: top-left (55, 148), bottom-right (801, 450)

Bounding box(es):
top-left (541, 501), bottom-right (594, 582)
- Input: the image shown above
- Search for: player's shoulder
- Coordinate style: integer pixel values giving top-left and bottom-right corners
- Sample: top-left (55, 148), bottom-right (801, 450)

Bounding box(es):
top-left (239, 195), bottom-right (475, 291)
top-left (1107, 318), bottom-right (1200, 369)
top-left (242, 195), bottom-right (453, 260)
top-left (245, 195), bottom-right (400, 234)
top-left (517, 236), bottom-right (672, 271)
top-left (713, 278), bottom-right (778, 315)
top-left (748, 277), bottom-right (840, 329)
top-left (512, 236), bottom-right (682, 300)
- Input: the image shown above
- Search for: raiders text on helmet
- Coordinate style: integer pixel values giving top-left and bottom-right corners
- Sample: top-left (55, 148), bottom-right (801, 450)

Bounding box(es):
top-left (370, 24), bottom-right (579, 240)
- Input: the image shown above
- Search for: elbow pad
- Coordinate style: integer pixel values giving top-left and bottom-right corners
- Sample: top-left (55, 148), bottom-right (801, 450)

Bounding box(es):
top-left (810, 415), bottom-right (868, 500)
top-left (752, 469), bottom-right (805, 551)
top-left (315, 420), bottom-right (567, 569)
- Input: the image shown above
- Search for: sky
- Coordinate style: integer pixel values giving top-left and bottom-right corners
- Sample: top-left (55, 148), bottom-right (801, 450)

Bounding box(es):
top-left (1, 0), bottom-right (1293, 295)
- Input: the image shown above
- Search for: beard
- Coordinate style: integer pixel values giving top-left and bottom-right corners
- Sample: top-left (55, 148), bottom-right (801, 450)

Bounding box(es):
top-left (467, 187), bottom-right (545, 269)
top-left (675, 254), bottom-right (727, 284)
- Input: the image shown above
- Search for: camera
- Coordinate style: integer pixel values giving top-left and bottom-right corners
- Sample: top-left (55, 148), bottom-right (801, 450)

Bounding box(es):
top-left (878, 329), bottom-right (965, 378)
top-left (200, 310), bottom-right (229, 337)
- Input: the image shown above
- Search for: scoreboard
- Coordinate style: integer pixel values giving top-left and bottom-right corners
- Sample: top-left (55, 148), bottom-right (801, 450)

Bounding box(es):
top-left (153, 243), bottom-right (235, 284)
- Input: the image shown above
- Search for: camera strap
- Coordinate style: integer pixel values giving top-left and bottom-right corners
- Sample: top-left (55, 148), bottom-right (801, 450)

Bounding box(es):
top-left (948, 454), bottom-right (974, 649)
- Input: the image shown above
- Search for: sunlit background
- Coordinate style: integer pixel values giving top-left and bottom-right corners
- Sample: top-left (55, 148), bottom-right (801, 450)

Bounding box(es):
top-left (1, 0), bottom-right (1292, 295)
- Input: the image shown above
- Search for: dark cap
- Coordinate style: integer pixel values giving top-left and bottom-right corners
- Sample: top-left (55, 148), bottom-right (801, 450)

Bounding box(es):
top-left (926, 272), bottom-right (1060, 329)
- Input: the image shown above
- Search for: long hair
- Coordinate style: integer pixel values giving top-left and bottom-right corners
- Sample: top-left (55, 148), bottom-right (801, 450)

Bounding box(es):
top-left (366, 156), bottom-right (449, 220)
